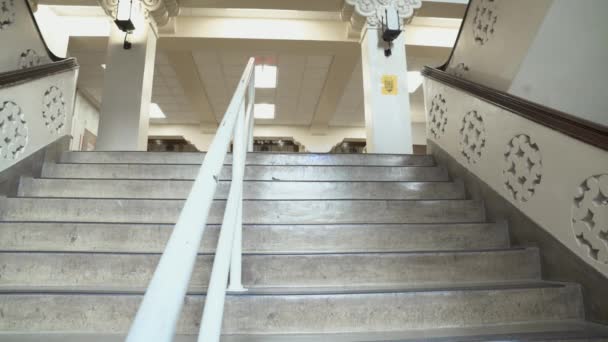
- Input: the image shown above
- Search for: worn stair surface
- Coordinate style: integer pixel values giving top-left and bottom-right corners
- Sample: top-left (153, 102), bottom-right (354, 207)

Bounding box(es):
top-left (0, 151), bottom-right (607, 341)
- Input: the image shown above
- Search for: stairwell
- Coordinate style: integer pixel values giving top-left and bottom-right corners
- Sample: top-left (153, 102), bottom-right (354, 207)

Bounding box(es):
top-left (0, 151), bottom-right (607, 341)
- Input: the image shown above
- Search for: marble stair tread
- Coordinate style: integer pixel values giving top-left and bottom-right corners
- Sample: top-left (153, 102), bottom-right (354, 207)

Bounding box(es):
top-left (0, 285), bottom-right (584, 334)
top-left (0, 249), bottom-right (540, 292)
top-left (18, 177), bottom-right (465, 200)
top-left (41, 162), bottom-right (449, 181)
top-left (60, 151), bottom-right (436, 166)
top-left (4, 325), bottom-right (608, 342)
top-left (217, 320), bottom-right (608, 342)
top-left (0, 198), bottom-right (486, 224)
top-left (0, 222), bottom-right (510, 253)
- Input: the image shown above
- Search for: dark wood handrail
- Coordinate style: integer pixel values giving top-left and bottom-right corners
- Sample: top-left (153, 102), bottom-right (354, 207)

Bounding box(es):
top-left (422, 66), bottom-right (608, 151)
top-left (0, 58), bottom-right (79, 89)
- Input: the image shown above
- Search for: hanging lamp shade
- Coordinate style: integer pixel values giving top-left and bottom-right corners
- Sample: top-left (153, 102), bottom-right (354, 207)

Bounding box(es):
top-left (114, 0), bottom-right (135, 32)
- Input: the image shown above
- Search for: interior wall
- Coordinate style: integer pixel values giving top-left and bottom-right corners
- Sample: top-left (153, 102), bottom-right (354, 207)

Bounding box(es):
top-left (70, 90), bottom-right (100, 150)
top-left (33, 6), bottom-right (69, 58)
top-left (149, 123), bottom-right (428, 152)
top-left (0, 0), bottom-right (55, 73)
top-left (445, 0), bottom-right (552, 91)
top-left (508, 0), bottom-right (608, 126)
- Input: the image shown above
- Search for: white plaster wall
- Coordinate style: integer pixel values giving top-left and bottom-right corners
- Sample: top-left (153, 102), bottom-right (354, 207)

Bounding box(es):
top-left (508, 0), bottom-right (608, 127)
top-left (446, 0), bottom-right (552, 91)
top-left (33, 6), bottom-right (69, 58)
top-left (411, 122), bottom-right (427, 146)
top-left (424, 77), bottom-right (608, 277)
top-left (0, 0), bottom-right (54, 73)
top-left (149, 124), bottom-right (428, 153)
top-left (70, 91), bottom-right (100, 150)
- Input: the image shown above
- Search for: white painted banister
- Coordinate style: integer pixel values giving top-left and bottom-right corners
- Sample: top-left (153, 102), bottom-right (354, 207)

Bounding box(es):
top-left (125, 57), bottom-right (256, 342)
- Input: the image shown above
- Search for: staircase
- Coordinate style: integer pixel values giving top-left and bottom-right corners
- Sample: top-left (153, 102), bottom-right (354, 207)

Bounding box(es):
top-left (0, 151), bottom-right (607, 341)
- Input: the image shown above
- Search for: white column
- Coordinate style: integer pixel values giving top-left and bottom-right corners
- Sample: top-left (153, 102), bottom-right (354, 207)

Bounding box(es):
top-left (96, 18), bottom-right (157, 151)
top-left (360, 25), bottom-right (413, 154)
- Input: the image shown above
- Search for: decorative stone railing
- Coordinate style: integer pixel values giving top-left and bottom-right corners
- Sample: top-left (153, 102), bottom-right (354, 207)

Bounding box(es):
top-left (0, 0), bottom-right (79, 173)
top-left (0, 59), bottom-right (78, 172)
top-left (422, 66), bottom-right (608, 277)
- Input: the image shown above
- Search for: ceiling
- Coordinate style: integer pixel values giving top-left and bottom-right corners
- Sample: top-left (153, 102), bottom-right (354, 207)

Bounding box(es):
top-left (58, 0), bottom-right (464, 128)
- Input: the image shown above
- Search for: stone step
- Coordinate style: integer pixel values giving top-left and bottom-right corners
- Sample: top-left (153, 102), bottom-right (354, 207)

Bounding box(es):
top-left (60, 151), bottom-right (436, 166)
top-left (3, 321), bottom-right (608, 341)
top-left (0, 285), bottom-right (583, 334)
top-left (0, 198), bottom-right (485, 224)
top-left (0, 248), bottom-right (539, 292)
top-left (41, 163), bottom-right (448, 181)
top-left (0, 222), bottom-right (509, 253)
top-left (18, 177), bottom-right (465, 200)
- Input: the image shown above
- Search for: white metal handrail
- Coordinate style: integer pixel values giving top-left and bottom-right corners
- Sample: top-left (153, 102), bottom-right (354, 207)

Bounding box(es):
top-left (126, 57), bottom-right (256, 342)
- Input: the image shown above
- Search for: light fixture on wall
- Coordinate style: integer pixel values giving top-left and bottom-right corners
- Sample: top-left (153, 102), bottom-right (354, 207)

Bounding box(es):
top-left (254, 65), bottom-right (277, 88)
top-left (114, 0), bottom-right (135, 49)
top-left (407, 71), bottom-right (423, 93)
top-left (150, 103), bottom-right (166, 119)
top-left (381, 7), bottom-right (402, 57)
top-left (254, 103), bottom-right (275, 119)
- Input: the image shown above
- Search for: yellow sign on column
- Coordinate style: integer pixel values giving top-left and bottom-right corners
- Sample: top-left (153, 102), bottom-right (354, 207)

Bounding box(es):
top-left (381, 75), bottom-right (398, 95)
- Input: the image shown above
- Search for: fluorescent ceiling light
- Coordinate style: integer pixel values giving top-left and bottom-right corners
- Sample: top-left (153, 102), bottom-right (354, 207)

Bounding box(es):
top-left (255, 65), bottom-right (277, 88)
top-left (254, 103), bottom-right (275, 119)
top-left (408, 71), bottom-right (423, 93)
top-left (150, 103), bottom-right (166, 119)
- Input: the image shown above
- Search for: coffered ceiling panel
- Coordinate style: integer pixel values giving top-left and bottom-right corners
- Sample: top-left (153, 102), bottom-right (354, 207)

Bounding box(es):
top-left (151, 52), bottom-right (197, 123)
top-left (192, 50), bottom-right (332, 126)
top-left (71, 49), bottom-right (198, 124)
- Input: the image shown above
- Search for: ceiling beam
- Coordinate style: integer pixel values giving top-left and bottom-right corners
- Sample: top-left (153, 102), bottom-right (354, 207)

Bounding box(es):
top-left (178, 0), bottom-right (344, 11)
top-left (68, 36), bottom-right (359, 56)
top-left (166, 51), bottom-right (218, 125)
top-left (59, 12), bottom-right (458, 48)
top-left (310, 53), bottom-right (359, 133)
top-left (171, 17), bottom-right (354, 42)
top-left (41, 0), bottom-right (466, 14)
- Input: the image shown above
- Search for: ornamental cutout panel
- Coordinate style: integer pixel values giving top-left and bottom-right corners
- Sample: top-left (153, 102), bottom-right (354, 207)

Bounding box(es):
top-left (503, 134), bottom-right (542, 202)
top-left (429, 94), bottom-right (448, 139)
top-left (18, 49), bottom-right (41, 69)
top-left (459, 110), bottom-right (486, 164)
top-left (0, 100), bottom-right (28, 160)
top-left (572, 174), bottom-right (608, 264)
top-left (42, 86), bottom-right (67, 134)
top-left (472, 0), bottom-right (498, 45)
top-left (0, 0), bottom-right (15, 30)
